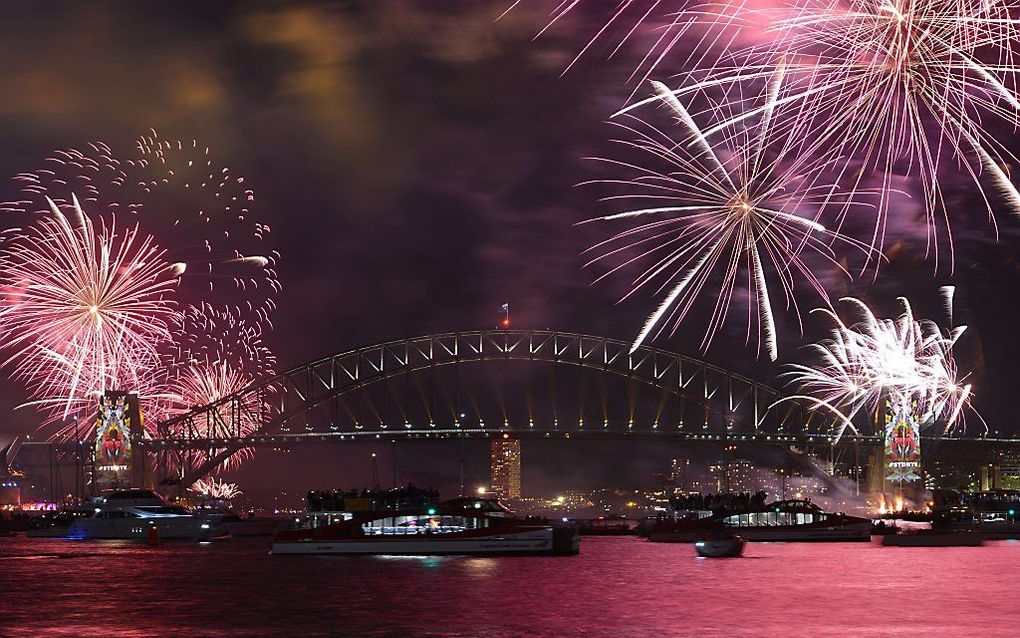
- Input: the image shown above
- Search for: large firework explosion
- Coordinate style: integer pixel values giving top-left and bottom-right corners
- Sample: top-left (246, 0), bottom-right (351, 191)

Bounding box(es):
top-left (584, 79), bottom-right (877, 359)
top-left (782, 289), bottom-right (975, 441)
top-left (0, 132), bottom-right (280, 456)
top-left (0, 195), bottom-right (182, 434)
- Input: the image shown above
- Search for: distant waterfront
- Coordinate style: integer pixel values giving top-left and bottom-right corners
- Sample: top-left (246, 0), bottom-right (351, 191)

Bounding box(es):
top-left (2, 536), bottom-right (1019, 637)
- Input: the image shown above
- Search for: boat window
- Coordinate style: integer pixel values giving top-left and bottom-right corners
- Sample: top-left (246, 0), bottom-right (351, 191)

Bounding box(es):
top-left (135, 506), bottom-right (189, 516)
top-left (360, 515), bottom-right (489, 535)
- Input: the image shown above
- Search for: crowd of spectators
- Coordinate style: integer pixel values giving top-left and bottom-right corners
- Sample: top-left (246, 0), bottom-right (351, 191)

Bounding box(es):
top-left (306, 483), bottom-right (440, 512)
top-left (671, 490), bottom-right (769, 512)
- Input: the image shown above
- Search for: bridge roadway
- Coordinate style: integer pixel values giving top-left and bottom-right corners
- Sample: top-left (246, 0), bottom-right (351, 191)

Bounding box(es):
top-left (134, 427), bottom-right (1020, 452)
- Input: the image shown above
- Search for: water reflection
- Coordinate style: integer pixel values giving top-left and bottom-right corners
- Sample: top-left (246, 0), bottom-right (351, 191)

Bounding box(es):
top-left (1, 536), bottom-right (1018, 637)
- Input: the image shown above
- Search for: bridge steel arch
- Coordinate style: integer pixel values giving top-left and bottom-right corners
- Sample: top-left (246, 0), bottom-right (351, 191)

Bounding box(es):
top-left (146, 330), bottom-right (842, 479)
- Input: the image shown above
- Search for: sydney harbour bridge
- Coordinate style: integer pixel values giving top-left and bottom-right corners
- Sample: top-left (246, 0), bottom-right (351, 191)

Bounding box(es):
top-left (124, 329), bottom-right (1018, 487)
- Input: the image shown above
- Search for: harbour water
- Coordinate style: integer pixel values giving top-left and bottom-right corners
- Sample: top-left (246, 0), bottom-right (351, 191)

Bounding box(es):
top-left (2, 536), bottom-right (1019, 637)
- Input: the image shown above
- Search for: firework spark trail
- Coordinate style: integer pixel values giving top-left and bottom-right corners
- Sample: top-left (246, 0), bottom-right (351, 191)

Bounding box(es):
top-left (584, 80), bottom-right (879, 358)
top-left (782, 294), bottom-right (976, 441)
top-left (0, 195), bottom-right (181, 424)
top-left (506, 1), bottom-right (718, 90)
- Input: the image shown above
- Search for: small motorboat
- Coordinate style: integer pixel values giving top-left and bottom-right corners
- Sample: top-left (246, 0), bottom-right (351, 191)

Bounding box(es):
top-left (877, 529), bottom-right (985, 547)
top-left (694, 533), bottom-right (746, 558)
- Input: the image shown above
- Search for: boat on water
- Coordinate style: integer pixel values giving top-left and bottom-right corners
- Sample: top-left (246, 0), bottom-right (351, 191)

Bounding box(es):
top-left (273, 493), bottom-right (579, 556)
top-left (931, 489), bottom-right (1020, 539)
top-left (870, 520), bottom-right (900, 536)
top-left (575, 516), bottom-right (639, 536)
top-left (212, 512), bottom-right (285, 537)
top-left (877, 529), bottom-right (985, 547)
top-left (694, 529), bottom-right (746, 558)
top-left (650, 499), bottom-right (872, 543)
top-left (65, 489), bottom-right (225, 541)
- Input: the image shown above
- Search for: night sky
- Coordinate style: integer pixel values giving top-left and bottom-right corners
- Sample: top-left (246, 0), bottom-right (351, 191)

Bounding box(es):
top-left (2, 1), bottom-right (1020, 499)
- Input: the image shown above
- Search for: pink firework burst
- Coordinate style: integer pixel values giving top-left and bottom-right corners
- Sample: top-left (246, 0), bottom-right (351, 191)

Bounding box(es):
top-left (3, 130), bottom-right (281, 325)
top-left (1, 132), bottom-right (280, 450)
top-left (164, 304), bottom-right (277, 473)
top-left (584, 80), bottom-right (878, 359)
top-left (0, 195), bottom-right (182, 431)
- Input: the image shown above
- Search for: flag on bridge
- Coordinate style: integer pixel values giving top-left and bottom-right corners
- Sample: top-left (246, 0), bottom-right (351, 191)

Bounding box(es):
top-left (499, 302), bottom-right (510, 328)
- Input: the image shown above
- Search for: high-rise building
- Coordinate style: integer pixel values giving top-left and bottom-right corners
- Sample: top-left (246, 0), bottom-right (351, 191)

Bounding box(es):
top-left (670, 458), bottom-right (709, 495)
top-left (997, 450), bottom-right (1020, 490)
top-left (490, 435), bottom-right (522, 500)
top-left (709, 458), bottom-right (759, 493)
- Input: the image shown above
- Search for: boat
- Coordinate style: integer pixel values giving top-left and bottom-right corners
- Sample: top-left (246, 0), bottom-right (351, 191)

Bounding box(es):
top-left (575, 516), bottom-right (639, 536)
top-left (65, 489), bottom-right (225, 541)
top-left (273, 495), bottom-right (579, 556)
top-left (208, 512), bottom-right (285, 537)
top-left (877, 529), bottom-right (985, 547)
top-left (931, 489), bottom-right (1020, 539)
top-left (870, 520), bottom-right (900, 536)
top-left (650, 499), bottom-right (872, 542)
top-left (694, 530), bottom-right (746, 558)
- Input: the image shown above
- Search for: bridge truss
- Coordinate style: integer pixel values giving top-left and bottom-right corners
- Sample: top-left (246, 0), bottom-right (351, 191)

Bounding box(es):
top-left (145, 330), bottom-right (854, 475)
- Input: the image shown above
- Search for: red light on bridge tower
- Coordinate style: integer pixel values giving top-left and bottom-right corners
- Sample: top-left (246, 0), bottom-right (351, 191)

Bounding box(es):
top-left (499, 302), bottom-right (510, 329)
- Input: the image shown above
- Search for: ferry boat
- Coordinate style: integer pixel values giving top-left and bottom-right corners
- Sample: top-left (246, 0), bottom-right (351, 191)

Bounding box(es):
top-left (650, 499), bottom-right (872, 542)
top-left (575, 516), bottom-right (639, 536)
top-left (273, 495), bottom-right (578, 556)
top-left (66, 489), bottom-right (224, 541)
top-left (931, 490), bottom-right (1020, 539)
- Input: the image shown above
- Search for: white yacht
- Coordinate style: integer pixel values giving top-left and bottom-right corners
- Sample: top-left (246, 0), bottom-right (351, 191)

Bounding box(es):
top-left (67, 489), bottom-right (224, 541)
